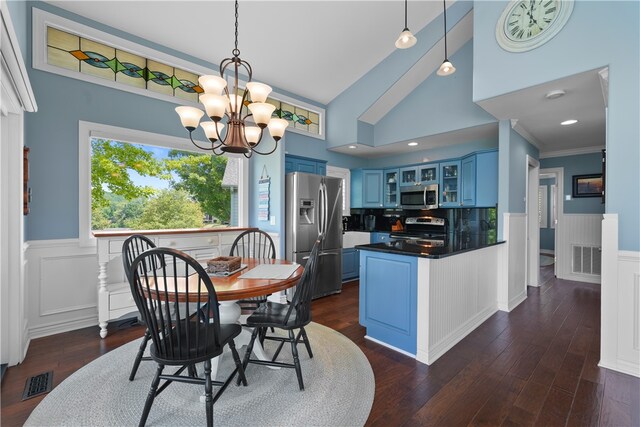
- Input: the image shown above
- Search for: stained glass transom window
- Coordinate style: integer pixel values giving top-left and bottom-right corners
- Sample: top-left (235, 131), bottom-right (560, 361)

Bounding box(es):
top-left (237, 88), bottom-right (321, 136)
top-left (46, 26), bottom-right (203, 102)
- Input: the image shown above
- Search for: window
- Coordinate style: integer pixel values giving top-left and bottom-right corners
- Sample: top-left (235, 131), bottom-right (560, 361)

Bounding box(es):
top-left (326, 166), bottom-right (350, 216)
top-left (550, 184), bottom-right (557, 229)
top-left (538, 186), bottom-right (548, 228)
top-left (35, 9), bottom-right (325, 141)
top-left (79, 122), bottom-right (246, 246)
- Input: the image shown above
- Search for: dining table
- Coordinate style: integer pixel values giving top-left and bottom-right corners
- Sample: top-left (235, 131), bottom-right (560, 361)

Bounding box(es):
top-left (145, 257), bottom-right (304, 381)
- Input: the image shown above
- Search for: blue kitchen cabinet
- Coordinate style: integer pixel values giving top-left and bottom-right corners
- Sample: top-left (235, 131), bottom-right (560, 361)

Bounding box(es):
top-left (461, 155), bottom-right (476, 207)
top-left (342, 248), bottom-right (359, 281)
top-left (439, 160), bottom-right (461, 207)
top-left (370, 232), bottom-right (391, 244)
top-left (474, 150), bottom-right (498, 207)
top-left (383, 169), bottom-right (400, 208)
top-left (284, 154), bottom-right (326, 176)
top-left (418, 163), bottom-right (438, 185)
top-left (351, 169), bottom-right (383, 208)
top-left (399, 166), bottom-right (418, 186)
top-left (359, 250), bottom-right (417, 354)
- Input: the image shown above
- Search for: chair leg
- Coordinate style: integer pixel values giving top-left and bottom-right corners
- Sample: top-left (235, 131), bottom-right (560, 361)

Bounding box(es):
top-left (203, 360), bottom-right (213, 427)
top-left (139, 364), bottom-right (163, 427)
top-left (289, 330), bottom-right (304, 391)
top-left (229, 339), bottom-right (247, 386)
top-left (130, 329), bottom-right (151, 381)
top-left (300, 327), bottom-right (313, 359)
top-left (237, 327), bottom-right (259, 385)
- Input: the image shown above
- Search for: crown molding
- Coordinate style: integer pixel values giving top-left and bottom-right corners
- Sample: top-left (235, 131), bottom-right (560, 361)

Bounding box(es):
top-left (539, 146), bottom-right (605, 159)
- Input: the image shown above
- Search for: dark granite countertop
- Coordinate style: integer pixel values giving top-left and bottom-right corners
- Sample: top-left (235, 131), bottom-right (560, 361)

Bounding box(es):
top-left (355, 232), bottom-right (504, 259)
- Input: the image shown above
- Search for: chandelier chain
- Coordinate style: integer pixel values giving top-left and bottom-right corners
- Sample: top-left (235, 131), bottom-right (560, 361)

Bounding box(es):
top-left (233, 0), bottom-right (240, 57)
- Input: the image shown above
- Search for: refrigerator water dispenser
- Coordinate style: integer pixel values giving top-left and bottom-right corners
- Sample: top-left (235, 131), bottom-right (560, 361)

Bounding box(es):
top-left (299, 199), bottom-right (315, 225)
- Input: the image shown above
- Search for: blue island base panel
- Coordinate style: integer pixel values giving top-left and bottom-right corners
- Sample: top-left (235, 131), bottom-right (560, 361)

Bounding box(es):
top-left (359, 251), bottom-right (417, 355)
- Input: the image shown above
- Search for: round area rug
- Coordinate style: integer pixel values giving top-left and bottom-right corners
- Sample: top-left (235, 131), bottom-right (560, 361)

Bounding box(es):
top-left (25, 323), bottom-right (374, 427)
top-left (540, 254), bottom-right (555, 266)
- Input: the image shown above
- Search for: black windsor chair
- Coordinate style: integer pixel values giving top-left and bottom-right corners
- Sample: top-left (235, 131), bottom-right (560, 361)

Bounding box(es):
top-left (122, 234), bottom-right (159, 381)
top-left (229, 230), bottom-right (276, 310)
top-left (239, 237), bottom-right (321, 391)
top-left (129, 247), bottom-right (247, 427)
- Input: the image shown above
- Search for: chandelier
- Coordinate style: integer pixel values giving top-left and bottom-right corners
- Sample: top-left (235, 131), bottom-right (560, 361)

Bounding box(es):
top-left (175, 0), bottom-right (288, 157)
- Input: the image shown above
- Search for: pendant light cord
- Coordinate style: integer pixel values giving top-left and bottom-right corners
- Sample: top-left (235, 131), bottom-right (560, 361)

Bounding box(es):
top-left (404, 0), bottom-right (408, 30)
top-left (443, 0), bottom-right (448, 58)
top-left (233, 0), bottom-right (240, 57)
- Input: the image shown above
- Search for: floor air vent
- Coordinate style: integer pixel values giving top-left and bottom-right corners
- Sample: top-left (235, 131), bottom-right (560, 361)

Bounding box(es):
top-left (22, 371), bottom-right (53, 400)
top-left (572, 245), bottom-right (601, 276)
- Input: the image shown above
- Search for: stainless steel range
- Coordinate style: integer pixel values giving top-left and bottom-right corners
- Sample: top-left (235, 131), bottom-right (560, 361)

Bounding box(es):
top-left (390, 216), bottom-right (447, 247)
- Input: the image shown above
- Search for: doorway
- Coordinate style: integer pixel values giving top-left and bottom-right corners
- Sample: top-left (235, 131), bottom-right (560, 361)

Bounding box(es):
top-left (525, 155), bottom-right (540, 287)
top-left (539, 168), bottom-right (562, 285)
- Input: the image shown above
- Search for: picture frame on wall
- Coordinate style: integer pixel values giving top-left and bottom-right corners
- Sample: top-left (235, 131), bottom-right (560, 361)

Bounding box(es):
top-left (572, 174), bottom-right (603, 198)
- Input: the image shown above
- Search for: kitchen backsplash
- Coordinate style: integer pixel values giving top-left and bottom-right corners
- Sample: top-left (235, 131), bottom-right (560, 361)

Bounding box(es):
top-left (346, 207), bottom-right (497, 235)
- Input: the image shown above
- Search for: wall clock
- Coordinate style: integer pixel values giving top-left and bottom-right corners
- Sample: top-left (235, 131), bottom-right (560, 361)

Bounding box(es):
top-left (496, 0), bottom-right (574, 52)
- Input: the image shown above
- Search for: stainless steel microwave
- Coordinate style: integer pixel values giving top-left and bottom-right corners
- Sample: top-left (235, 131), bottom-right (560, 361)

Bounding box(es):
top-left (400, 184), bottom-right (439, 210)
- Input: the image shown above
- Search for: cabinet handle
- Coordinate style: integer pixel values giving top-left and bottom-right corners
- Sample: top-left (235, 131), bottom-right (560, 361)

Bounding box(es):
top-left (207, 238), bottom-right (213, 244)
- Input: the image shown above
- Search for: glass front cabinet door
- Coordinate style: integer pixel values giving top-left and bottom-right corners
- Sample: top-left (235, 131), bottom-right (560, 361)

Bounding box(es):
top-left (440, 161), bottom-right (461, 207)
top-left (419, 164), bottom-right (438, 184)
top-left (384, 169), bottom-right (399, 208)
top-left (399, 167), bottom-right (418, 186)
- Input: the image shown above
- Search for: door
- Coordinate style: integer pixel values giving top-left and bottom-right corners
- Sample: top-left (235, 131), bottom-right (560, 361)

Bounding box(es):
top-left (362, 170), bottom-right (383, 207)
top-left (461, 156), bottom-right (476, 207)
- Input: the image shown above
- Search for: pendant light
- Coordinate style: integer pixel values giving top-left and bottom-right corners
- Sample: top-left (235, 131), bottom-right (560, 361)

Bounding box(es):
top-left (437, 0), bottom-right (456, 76)
top-left (395, 0), bottom-right (417, 49)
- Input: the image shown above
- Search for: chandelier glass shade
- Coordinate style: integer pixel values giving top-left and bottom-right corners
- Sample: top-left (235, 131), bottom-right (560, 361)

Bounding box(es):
top-left (175, 1), bottom-right (288, 157)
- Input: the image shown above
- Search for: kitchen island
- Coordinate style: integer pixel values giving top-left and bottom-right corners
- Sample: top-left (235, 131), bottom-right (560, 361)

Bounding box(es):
top-left (356, 233), bottom-right (504, 365)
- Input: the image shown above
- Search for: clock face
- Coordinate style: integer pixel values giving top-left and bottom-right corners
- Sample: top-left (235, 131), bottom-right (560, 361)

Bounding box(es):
top-left (505, 0), bottom-right (558, 42)
top-left (496, 0), bottom-right (574, 52)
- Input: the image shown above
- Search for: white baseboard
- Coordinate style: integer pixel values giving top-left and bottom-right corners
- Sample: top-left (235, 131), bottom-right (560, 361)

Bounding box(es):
top-left (364, 335), bottom-right (416, 359)
top-left (29, 314), bottom-right (98, 340)
top-left (598, 358), bottom-right (640, 379)
top-left (417, 305), bottom-right (497, 365)
top-left (499, 290), bottom-right (527, 312)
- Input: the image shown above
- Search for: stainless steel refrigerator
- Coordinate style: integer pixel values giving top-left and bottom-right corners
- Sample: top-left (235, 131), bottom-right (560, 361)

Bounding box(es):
top-left (286, 172), bottom-right (343, 299)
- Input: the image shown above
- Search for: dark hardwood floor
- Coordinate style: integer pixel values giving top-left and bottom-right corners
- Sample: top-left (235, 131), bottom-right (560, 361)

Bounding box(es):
top-left (2, 275), bottom-right (639, 426)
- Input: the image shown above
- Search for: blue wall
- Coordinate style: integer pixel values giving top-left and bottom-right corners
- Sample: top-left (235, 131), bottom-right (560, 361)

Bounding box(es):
top-left (540, 152), bottom-right (605, 214)
top-left (6, 0), bottom-right (28, 62)
top-left (474, 0), bottom-right (639, 250)
top-left (539, 177), bottom-right (555, 251)
top-left (13, 3), bottom-right (354, 241)
top-left (326, 1), bottom-right (474, 149)
top-left (373, 41), bottom-right (496, 147)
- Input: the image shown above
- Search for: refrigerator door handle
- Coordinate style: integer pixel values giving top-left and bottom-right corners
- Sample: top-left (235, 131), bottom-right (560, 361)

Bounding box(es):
top-left (317, 183), bottom-right (324, 238)
top-left (322, 181), bottom-right (329, 236)
top-left (423, 186), bottom-right (428, 207)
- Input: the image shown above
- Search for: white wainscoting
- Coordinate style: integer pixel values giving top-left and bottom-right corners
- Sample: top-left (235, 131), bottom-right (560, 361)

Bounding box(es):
top-left (557, 214), bottom-right (602, 284)
top-left (416, 245), bottom-right (500, 365)
top-left (498, 213), bottom-right (527, 312)
top-left (26, 229), bottom-right (263, 340)
top-left (600, 214), bottom-right (640, 378)
top-left (25, 239), bottom-right (99, 339)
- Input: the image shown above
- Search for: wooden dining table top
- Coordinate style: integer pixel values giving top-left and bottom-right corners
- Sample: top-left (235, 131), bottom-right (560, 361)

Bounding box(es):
top-left (143, 257), bottom-right (303, 302)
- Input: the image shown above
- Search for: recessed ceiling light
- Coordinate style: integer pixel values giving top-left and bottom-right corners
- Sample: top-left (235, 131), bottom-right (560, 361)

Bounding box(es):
top-left (561, 119), bottom-right (578, 126)
top-left (348, 145), bottom-right (357, 149)
top-left (545, 89), bottom-right (566, 100)
top-left (408, 142), bottom-right (418, 146)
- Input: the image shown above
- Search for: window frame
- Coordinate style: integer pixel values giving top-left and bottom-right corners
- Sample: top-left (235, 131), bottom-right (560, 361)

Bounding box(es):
top-left (78, 121), bottom-right (247, 247)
